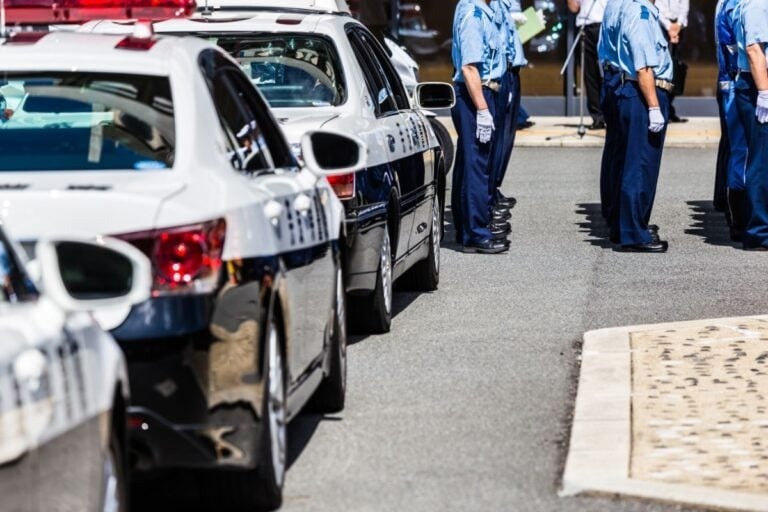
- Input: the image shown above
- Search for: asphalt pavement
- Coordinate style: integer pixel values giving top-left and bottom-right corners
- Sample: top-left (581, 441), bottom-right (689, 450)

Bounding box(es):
top-left (280, 147), bottom-right (767, 512)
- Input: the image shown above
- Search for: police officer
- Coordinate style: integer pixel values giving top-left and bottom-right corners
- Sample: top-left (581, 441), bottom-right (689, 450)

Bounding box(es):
top-left (489, 0), bottom-right (526, 223)
top-left (597, 0), bottom-right (627, 230)
top-left (451, 0), bottom-right (510, 253)
top-left (614, 0), bottom-right (673, 252)
top-left (717, 0), bottom-right (748, 241)
top-left (734, 0), bottom-right (768, 250)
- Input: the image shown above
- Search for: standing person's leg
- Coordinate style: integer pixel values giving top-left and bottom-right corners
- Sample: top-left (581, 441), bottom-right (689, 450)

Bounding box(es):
top-left (724, 84), bottom-right (749, 240)
top-left (583, 24), bottom-right (605, 127)
top-left (489, 71), bottom-right (513, 209)
top-left (600, 69), bottom-right (622, 221)
top-left (616, 82), bottom-right (668, 248)
top-left (494, 68), bottom-right (520, 197)
top-left (461, 88), bottom-right (497, 247)
top-left (451, 84), bottom-right (469, 244)
top-left (714, 87), bottom-right (730, 213)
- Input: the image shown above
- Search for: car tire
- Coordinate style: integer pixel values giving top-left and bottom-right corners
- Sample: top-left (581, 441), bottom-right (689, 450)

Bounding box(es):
top-left (401, 196), bottom-right (440, 292)
top-left (353, 227), bottom-right (393, 334)
top-left (102, 418), bottom-right (128, 512)
top-left (308, 263), bottom-right (347, 413)
top-left (428, 117), bottom-right (454, 175)
top-left (192, 317), bottom-right (287, 512)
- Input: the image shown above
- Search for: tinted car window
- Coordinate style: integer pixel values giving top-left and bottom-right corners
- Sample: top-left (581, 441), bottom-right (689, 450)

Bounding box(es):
top-left (346, 27), bottom-right (398, 115)
top-left (202, 34), bottom-right (347, 109)
top-left (0, 73), bottom-right (175, 171)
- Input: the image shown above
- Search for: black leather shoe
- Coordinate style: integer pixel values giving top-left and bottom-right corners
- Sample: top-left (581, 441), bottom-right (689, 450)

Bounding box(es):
top-left (492, 210), bottom-right (511, 222)
top-left (494, 204), bottom-right (510, 215)
top-left (669, 115), bottom-right (688, 123)
top-left (618, 241), bottom-right (669, 253)
top-left (497, 196), bottom-right (517, 209)
top-left (492, 220), bottom-right (511, 232)
top-left (649, 224), bottom-right (659, 232)
top-left (730, 226), bottom-right (744, 242)
top-left (462, 240), bottom-right (510, 254)
top-left (588, 120), bottom-right (606, 130)
top-left (491, 224), bottom-right (511, 237)
top-left (744, 245), bottom-right (768, 251)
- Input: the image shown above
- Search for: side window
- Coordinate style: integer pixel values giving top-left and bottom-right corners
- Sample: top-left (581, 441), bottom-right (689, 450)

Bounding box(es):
top-left (356, 28), bottom-right (411, 111)
top-left (225, 69), bottom-right (296, 170)
top-left (346, 27), bottom-right (398, 116)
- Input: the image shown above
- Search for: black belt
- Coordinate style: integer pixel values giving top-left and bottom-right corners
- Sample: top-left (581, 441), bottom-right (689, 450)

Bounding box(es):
top-left (482, 80), bottom-right (501, 93)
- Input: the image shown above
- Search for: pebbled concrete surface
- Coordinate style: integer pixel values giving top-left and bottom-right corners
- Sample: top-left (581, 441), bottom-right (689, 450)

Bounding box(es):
top-left (277, 147), bottom-right (768, 512)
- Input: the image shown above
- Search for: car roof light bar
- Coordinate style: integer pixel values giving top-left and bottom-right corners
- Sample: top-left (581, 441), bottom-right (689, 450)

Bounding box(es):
top-left (1, 0), bottom-right (196, 26)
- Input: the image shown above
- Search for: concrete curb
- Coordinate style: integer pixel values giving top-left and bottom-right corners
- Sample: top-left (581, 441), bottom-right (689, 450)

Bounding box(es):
top-left (561, 316), bottom-right (768, 512)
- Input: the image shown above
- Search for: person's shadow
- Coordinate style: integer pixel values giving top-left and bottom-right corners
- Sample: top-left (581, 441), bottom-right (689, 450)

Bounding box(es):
top-left (685, 200), bottom-right (740, 248)
top-left (575, 203), bottom-right (612, 248)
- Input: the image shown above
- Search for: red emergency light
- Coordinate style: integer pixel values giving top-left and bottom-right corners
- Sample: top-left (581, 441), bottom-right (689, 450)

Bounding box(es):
top-left (2, 0), bottom-right (196, 24)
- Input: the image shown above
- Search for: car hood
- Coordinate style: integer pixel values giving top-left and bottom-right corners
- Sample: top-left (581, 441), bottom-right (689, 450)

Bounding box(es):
top-left (273, 110), bottom-right (340, 145)
top-left (0, 172), bottom-right (184, 240)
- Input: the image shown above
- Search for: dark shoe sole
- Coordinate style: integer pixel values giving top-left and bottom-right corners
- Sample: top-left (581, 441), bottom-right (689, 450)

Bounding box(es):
top-left (617, 242), bottom-right (669, 253)
top-left (462, 245), bottom-right (510, 254)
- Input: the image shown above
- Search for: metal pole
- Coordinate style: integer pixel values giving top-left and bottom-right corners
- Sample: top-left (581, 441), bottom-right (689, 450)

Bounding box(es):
top-left (564, 13), bottom-right (576, 116)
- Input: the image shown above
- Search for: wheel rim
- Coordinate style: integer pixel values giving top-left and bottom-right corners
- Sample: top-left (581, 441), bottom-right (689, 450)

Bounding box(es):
top-left (381, 229), bottom-right (393, 315)
top-left (335, 266), bottom-right (347, 392)
top-left (432, 199), bottom-right (441, 272)
top-left (102, 446), bottom-right (119, 512)
top-left (267, 324), bottom-right (286, 488)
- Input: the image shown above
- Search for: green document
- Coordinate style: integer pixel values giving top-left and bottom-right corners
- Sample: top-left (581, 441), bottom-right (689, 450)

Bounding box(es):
top-left (517, 7), bottom-right (546, 45)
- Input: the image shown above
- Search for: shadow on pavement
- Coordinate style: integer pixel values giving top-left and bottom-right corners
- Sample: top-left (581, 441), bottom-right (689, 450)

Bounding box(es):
top-left (575, 203), bottom-right (612, 248)
top-left (685, 200), bottom-right (741, 248)
top-left (348, 290), bottom-right (421, 346)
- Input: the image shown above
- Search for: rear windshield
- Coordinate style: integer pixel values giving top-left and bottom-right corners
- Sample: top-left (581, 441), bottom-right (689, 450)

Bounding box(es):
top-left (0, 72), bottom-right (175, 172)
top-left (191, 33), bottom-right (346, 108)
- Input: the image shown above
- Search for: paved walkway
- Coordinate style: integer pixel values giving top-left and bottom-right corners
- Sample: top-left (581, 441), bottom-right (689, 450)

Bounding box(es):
top-left (565, 317), bottom-right (768, 511)
top-left (440, 116), bottom-right (721, 148)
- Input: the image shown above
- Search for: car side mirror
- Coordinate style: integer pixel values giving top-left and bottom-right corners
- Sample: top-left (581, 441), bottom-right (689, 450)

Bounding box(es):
top-left (300, 130), bottom-right (367, 177)
top-left (35, 237), bottom-right (152, 330)
top-left (414, 82), bottom-right (456, 110)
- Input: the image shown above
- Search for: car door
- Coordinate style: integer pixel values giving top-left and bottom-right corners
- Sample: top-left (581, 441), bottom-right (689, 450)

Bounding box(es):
top-left (350, 27), bottom-right (434, 264)
top-left (202, 53), bottom-right (333, 380)
top-left (346, 26), bottom-right (415, 264)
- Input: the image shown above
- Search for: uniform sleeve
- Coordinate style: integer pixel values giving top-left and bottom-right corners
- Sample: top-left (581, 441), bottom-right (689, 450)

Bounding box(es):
top-left (625, 9), bottom-right (661, 71)
top-left (744, 0), bottom-right (768, 46)
top-left (459, 11), bottom-right (485, 66)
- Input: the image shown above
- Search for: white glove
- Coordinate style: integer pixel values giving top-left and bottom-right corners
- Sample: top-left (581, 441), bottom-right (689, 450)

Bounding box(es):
top-left (476, 109), bottom-right (495, 144)
top-left (648, 107), bottom-right (665, 133)
top-left (757, 91), bottom-right (768, 124)
top-left (536, 9), bottom-right (546, 25)
top-left (510, 12), bottom-right (527, 25)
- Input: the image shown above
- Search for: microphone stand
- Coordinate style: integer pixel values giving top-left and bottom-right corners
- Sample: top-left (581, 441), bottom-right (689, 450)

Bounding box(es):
top-left (546, 0), bottom-right (604, 141)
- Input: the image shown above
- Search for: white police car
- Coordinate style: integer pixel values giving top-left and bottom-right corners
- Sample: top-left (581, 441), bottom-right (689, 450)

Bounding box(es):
top-left (0, 29), bottom-right (364, 510)
top-left (82, 0), bottom-right (456, 333)
top-left (0, 230), bottom-right (151, 512)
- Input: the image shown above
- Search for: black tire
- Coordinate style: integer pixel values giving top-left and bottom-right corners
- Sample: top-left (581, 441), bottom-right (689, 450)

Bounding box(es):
top-left (401, 196), bottom-right (440, 291)
top-left (428, 117), bottom-right (454, 174)
top-left (102, 418), bottom-right (128, 512)
top-left (191, 317), bottom-right (286, 512)
top-left (308, 264), bottom-right (347, 413)
top-left (352, 227), bottom-right (393, 334)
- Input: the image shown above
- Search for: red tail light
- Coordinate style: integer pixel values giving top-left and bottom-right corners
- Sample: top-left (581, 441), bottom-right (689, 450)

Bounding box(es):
top-left (3, 0), bottom-right (196, 24)
top-left (326, 173), bottom-right (355, 200)
top-left (116, 219), bottom-right (225, 295)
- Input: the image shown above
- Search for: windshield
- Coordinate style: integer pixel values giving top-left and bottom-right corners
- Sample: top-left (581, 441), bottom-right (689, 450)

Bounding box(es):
top-left (195, 34), bottom-right (346, 108)
top-left (0, 72), bottom-right (175, 172)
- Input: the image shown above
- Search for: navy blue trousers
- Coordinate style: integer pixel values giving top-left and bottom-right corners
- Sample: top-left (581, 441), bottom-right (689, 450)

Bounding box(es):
top-left (489, 69), bottom-right (521, 202)
top-left (714, 88), bottom-right (730, 209)
top-left (723, 85), bottom-right (747, 191)
top-left (615, 82), bottom-right (670, 246)
top-left (451, 84), bottom-right (497, 245)
top-left (600, 69), bottom-right (623, 222)
top-left (735, 74), bottom-right (768, 249)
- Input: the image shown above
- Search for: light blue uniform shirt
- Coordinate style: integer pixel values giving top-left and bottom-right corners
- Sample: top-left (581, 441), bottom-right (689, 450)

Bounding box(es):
top-left (736, 0), bottom-right (768, 71)
top-left (598, 0), bottom-right (627, 68)
top-left (452, 0), bottom-right (508, 82)
top-left (493, 0), bottom-right (516, 66)
top-left (496, 0), bottom-right (528, 67)
top-left (716, 0), bottom-right (740, 80)
top-left (617, 0), bottom-right (674, 81)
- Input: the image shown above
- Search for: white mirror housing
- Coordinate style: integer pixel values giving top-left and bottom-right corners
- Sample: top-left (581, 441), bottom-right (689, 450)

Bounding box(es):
top-left (300, 130), bottom-right (367, 177)
top-left (36, 236), bottom-right (152, 330)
